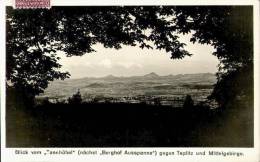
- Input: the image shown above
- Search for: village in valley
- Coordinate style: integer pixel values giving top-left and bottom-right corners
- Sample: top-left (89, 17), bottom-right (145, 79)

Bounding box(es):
top-left (37, 73), bottom-right (219, 109)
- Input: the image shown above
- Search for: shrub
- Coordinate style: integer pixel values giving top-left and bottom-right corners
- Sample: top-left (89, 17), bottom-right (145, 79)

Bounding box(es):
top-left (68, 90), bottom-right (82, 104)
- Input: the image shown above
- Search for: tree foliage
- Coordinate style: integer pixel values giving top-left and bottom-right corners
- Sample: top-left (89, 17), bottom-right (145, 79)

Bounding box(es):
top-left (172, 6), bottom-right (253, 105)
top-left (68, 90), bottom-right (82, 104)
top-left (6, 6), bottom-right (192, 98)
top-left (6, 6), bottom-right (253, 107)
top-left (183, 95), bottom-right (194, 109)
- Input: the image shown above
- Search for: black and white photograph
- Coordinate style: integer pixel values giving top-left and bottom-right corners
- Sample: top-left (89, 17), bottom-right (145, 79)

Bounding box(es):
top-left (4, 4), bottom-right (256, 149)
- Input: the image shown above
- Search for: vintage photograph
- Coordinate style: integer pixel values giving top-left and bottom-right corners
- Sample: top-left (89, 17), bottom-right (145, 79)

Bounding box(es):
top-left (6, 6), bottom-right (253, 147)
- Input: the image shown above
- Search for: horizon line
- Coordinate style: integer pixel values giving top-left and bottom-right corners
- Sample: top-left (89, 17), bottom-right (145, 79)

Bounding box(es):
top-left (65, 72), bottom-right (215, 80)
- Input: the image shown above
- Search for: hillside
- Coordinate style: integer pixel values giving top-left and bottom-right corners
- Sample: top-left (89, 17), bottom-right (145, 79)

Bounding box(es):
top-left (39, 73), bottom-right (216, 104)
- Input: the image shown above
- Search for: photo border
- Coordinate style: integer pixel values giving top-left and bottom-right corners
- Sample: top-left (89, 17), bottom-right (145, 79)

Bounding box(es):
top-left (1, 0), bottom-right (259, 162)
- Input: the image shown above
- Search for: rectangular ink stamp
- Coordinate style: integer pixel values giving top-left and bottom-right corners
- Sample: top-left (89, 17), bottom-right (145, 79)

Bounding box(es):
top-left (15, 0), bottom-right (50, 9)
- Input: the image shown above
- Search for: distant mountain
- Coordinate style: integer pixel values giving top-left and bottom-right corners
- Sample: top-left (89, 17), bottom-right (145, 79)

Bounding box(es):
top-left (164, 74), bottom-right (174, 77)
top-left (102, 74), bottom-right (118, 79)
top-left (143, 72), bottom-right (160, 78)
top-left (40, 73), bottom-right (217, 100)
top-left (68, 72), bottom-right (215, 81)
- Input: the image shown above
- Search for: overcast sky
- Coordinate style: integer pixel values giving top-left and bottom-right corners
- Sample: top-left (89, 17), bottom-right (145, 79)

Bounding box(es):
top-left (58, 34), bottom-right (219, 78)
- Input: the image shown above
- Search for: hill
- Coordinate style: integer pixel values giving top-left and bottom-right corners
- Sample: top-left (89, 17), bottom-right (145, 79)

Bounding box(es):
top-left (39, 73), bottom-right (216, 103)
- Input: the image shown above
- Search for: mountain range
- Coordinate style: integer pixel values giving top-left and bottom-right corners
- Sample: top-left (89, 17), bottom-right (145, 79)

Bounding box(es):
top-left (40, 72), bottom-right (217, 100)
top-left (70, 72), bottom-right (215, 80)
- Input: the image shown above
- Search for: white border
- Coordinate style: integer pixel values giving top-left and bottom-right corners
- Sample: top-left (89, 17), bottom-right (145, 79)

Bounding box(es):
top-left (1, 0), bottom-right (260, 162)
top-left (253, 2), bottom-right (260, 160)
top-left (3, 0), bottom-right (260, 6)
top-left (0, 1), bottom-right (6, 162)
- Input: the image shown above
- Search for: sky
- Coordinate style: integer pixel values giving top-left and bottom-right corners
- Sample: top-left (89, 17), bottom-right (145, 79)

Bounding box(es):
top-left (58, 34), bottom-right (219, 79)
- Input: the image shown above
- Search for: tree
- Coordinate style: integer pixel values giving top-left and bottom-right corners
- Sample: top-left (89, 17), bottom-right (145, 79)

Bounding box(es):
top-left (172, 6), bottom-right (253, 107)
top-left (6, 6), bottom-right (191, 101)
top-left (154, 98), bottom-right (161, 106)
top-left (183, 95), bottom-right (194, 109)
top-left (6, 6), bottom-right (253, 108)
top-left (68, 90), bottom-right (82, 104)
top-left (42, 97), bottom-right (50, 105)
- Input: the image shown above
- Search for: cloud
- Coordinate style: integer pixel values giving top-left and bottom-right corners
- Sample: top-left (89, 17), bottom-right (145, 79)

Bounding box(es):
top-left (98, 59), bottom-right (112, 68)
top-left (57, 35), bottom-right (219, 79)
top-left (116, 62), bottom-right (143, 69)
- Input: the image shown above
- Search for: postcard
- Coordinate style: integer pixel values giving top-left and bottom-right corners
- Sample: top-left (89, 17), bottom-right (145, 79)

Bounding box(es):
top-left (1, 0), bottom-right (259, 162)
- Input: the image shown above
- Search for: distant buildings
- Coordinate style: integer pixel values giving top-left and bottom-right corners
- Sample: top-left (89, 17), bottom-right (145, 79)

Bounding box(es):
top-left (36, 86), bottom-right (217, 108)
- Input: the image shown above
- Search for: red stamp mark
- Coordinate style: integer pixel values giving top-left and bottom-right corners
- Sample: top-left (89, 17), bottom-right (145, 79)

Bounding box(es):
top-left (15, 0), bottom-right (51, 9)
